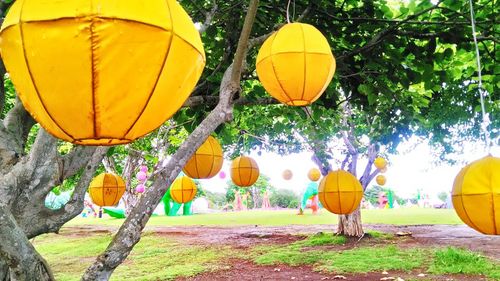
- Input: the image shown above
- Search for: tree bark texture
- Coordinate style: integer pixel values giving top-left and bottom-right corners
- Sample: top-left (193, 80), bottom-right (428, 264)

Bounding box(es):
top-left (82, 1), bottom-right (260, 280)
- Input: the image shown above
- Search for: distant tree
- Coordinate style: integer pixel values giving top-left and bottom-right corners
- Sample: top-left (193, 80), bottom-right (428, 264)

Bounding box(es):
top-left (225, 174), bottom-right (274, 208)
top-left (437, 191), bottom-right (449, 202)
top-left (270, 189), bottom-right (299, 208)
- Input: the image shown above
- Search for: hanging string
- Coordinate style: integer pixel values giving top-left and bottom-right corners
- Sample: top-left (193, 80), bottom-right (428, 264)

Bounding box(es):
top-left (286, 0), bottom-right (292, 23)
top-left (468, 0), bottom-right (492, 152)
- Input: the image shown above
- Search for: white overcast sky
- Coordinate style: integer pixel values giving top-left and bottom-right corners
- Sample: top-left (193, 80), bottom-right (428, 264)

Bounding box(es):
top-left (199, 139), bottom-right (499, 200)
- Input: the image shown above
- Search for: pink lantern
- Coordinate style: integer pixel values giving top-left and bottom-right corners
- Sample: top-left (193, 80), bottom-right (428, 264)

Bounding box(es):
top-left (136, 171), bottom-right (147, 182)
top-left (219, 171), bottom-right (226, 179)
top-left (135, 184), bottom-right (145, 193)
top-left (140, 165), bottom-right (148, 173)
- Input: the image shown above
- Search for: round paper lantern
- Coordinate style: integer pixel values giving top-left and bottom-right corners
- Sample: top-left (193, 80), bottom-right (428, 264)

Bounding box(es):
top-left (136, 171), bottom-right (148, 182)
top-left (140, 165), bottom-right (148, 173)
top-left (380, 167), bottom-right (388, 173)
top-left (374, 157), bottom-right (387, 170)
top-left (231, 156), bottom-right (259, 187)
top-left (376, 175), bottom-right (387, 186)
top-left (318, 170), bottom-right (363, 215)
top-left (170, 176), bottom-right (197, 204)
top-left (452, 155), bottom-right (500, 235)
top-left (0, 0), bottom-right (205, 146)
top-left (135, 184), bottom-right (146, 194)
top-left (88, 173), bottom-right (126, 207)
top-left (308, 168), bottom-right (321, 182)
top-left (256, 23), bottom-right (336, 106)
top-left (282, 169), bottom-right (293, 180)
top-left (183, 136), bottom-right (223, 179)
top-left (219, 171), bottom-right (226, 179)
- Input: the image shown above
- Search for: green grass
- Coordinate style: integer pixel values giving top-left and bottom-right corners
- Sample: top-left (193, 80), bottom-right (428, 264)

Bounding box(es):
top-left (34, 232), bottom-right (231, 281)
top-left (429, 247), bottom-right (500, 279)
top-left (68, 208), bottom-right (463, 227)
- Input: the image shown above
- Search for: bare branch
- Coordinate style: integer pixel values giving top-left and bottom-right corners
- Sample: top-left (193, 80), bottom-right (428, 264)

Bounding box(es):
top-left (198, 0), bottom-right (218, 33)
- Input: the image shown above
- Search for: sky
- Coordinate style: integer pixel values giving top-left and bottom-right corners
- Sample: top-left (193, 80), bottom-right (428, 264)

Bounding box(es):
top-left (199, 139), bottom-right (499, 200)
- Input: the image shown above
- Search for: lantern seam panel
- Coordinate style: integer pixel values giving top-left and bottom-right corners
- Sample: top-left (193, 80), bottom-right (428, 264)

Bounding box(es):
top-left (256, 51), bottom-right (332, 63)
top-left (487, 158), bottom-right (498, 234)
top-left (456, 192), bottom-right (484, 234)
top-left (268, 32), bottom-right (296, 105)
top-left (89, 2), bottom-right (98, 137)
top-left (193, 153), bottom-right (201, 178)
top-left (207, 139), bottom-right (216, 178)
top-left (111, 174), bottom-right (120, 206)
top-left (299, 24), bottom-right (307, 102)
top-left (16, 1), bottom-right (76, 142)
top-left (122, 30), bottom-right (174, 139)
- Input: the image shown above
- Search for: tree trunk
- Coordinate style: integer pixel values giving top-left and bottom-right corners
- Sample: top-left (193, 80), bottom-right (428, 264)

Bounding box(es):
top-left (0, 206), bottom-right (55, 281)
top-left (336, 207), bottom-right (363, 237)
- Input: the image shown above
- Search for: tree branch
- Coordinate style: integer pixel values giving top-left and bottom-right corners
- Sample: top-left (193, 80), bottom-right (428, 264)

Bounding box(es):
top-left (197, 0), bottom-right (218, 33)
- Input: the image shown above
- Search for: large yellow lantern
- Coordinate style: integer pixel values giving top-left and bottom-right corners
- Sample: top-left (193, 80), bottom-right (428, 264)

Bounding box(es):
top-left (374, 157), bottom-right (387, 170)
top-left (88, 173), bottom-right (126, 207)
top-left (308, 168), bottom-right (321, 182)
top-left (452, 155), bottom-right (500, 235)
top-left (183, 136), bottom-right (223, 179)
top-left (231, 156), bottom-right (259, 187)
top-left (376, 175), bottom-right (387, 186)
top-left (318, 170), bottom-right (363, 215)
top-left (0, 0), bottom-right (205, 145)
top-left (170, 176), bottom-right (197, 204)
top-left (256, 23), bottom-right (336, 106)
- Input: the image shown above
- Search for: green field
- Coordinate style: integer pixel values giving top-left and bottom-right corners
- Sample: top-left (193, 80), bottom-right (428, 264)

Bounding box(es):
top-left (69, 208), bottom-right (463, 227)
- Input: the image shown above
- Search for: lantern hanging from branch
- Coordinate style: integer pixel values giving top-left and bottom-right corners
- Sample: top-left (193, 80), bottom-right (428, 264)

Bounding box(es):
top-left (231, 156), bottom-right (259, 187)
top-left (256, 23), bottom-right (336, 106)
top-left (452, 155), bottom-right (500, 235)
top-left (0, 0), bottom-right (205, 145)
top-left (169, 176), bottom-right (197, 204)
top-left (376, 175), bottom-right (387, 186)
top-left (318, 170), bottom-right (363, 215)
top-left (308, 168), bottom-right (321, 182)
top-left (88, 173), bottom-right (126, 207)
top-left (282, 169), bottom-right (293, 180)
top-left (183, 136), bottom-right (223, 179)
top-left (374, 157), bottom-right (387, 170)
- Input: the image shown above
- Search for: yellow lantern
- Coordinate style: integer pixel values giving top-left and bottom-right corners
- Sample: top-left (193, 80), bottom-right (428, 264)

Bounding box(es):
top-left (380, 167), bottom-right (388, 173)
top-left (0, 0), bottom-right (205, 146)
top-left (452, 155), bottom-right (500, 235)
top-left (308, 168), bottom-right (321, 182)
top-left (318, 170), bottom-right (363, 215)
top-left (374, 157), bottom-right (387, 170)
top-left (282, 169), bottom-right (293, 180)
top-left (231, 156), bottom-right (259, 187)
top-left (376, 175), bottom-right (387, 186)
top-left (88, 173), bottom-right (126, 207)
top-left (256, 23), bottom-right (336, 106)
top-left (170, 176), bottom-right (197, 204)
top-left (183, 136), bottom-right (223, 179)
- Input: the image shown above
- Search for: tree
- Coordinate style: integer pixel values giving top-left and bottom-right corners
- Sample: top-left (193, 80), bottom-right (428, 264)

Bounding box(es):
top-left (270, 189), bottom-right (299, 208)
top-left (225, 174), bottom-right (274, 209)
top-left (437, 191), bottom-right (449, 203)
top-left (0, 0), bottom-right (497, 279)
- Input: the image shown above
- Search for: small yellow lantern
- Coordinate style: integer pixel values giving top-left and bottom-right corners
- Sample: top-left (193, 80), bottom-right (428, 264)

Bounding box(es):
top-left (88, 173), bottom-right (126, 207)
top-left (183, 136), bottom-right (223, 179)
top-left (0, 0), bottom-right (205, 145)
top-left (231, 156), bottom-right (260, 187)
top-left (452, 155), bottom-right (500, 235)
top-left (374, 157), bottom-right (387, 170)
top-left (318, 170), bottom-right (363, 215)
top-left (282, 169), bottom-right (293, 180)
top-left (170, 176), bottom-right (197, 204)
top-left (376, 175), bottom-right (387, 186)
top-left (380, 167), bottom-right (388, 173)
top-left (256, 23), bottom-right (336, 106)
top-left (308, 168), bottom-right (321, 182)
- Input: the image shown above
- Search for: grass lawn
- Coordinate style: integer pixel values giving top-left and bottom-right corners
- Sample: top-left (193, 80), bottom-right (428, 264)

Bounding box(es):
top-left (68, 208), bottom-right (463, 227)
top-left (34, 231), bottom-right (499, 281)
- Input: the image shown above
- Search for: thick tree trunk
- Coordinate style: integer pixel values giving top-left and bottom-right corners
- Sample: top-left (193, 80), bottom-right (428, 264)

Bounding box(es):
top-left (337, 207), bottom-right (363, 237)
top-left (0, 206), bottom-right (55, 281)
